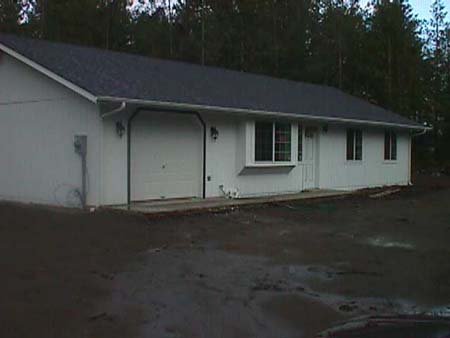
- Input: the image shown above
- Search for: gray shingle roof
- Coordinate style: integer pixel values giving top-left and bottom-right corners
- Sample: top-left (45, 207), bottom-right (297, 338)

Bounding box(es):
top-left (0, 33), bottom-right (422, 129)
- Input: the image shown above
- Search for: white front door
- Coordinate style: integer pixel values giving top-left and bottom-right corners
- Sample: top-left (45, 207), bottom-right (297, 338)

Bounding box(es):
top-left (303, 127), bottom-right (316, 190)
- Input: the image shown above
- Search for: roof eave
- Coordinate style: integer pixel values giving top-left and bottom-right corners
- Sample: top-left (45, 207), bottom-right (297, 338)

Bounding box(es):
top-left (0, 43), bottom-right (97, 104)
top-left (98, 96), bottom-right (430, 131)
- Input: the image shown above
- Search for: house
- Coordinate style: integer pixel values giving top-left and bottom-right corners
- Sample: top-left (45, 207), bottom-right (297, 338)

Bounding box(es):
top-left (0, 34), bottom-right (428, 208)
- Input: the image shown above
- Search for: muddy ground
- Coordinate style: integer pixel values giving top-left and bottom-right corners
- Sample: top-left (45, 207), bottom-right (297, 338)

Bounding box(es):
top-left (0, 175), bottom-right (450, 338)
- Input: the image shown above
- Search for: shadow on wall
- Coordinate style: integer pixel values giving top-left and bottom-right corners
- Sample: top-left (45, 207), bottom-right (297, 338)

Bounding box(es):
top-left (238, 166), bottom-right (295, 176)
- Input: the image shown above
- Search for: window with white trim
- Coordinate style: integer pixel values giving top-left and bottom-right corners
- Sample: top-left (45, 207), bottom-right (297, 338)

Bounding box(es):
top-left (384, 131), bottom-right (397, 161)
top-left (255, 122), bottom-right (292, 162)
top-left (346, 129), bottom-right (362, 161)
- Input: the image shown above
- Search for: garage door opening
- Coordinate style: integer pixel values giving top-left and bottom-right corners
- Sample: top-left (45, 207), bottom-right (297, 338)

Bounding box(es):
top-left (127, 109), bottom-right (206, 204)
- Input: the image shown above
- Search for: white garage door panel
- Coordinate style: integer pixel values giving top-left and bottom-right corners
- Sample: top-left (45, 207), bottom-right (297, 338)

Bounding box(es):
top-left (131, 112), bottom-right (202, 201)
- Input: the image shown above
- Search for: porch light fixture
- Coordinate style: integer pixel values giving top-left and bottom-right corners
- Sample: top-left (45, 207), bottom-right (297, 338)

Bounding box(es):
top-left (210, 126), bottom-right (219, 140)
top-left (322, 124), bottom-right (329, 133)
top-left (116, 121), bottom-right (125, 138)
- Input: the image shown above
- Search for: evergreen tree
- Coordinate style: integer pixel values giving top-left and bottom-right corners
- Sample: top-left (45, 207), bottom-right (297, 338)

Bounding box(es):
top-left (307, 0), bottom-right (368, 93)
top-left (366, 0), bottom-right (425, 117)
top-left (0, 0), bottom-right (21, 33)
top-left (130, 1), bottom-right (173, 58)
top-left (425, 0), bottom-right (450, 163)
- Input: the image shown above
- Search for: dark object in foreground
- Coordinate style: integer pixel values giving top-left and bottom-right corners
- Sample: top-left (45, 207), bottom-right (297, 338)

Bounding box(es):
top-left (318, 315), bottom-right (450, 338)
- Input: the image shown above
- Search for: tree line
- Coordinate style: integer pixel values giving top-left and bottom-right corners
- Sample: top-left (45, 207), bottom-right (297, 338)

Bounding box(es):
top-left (1, 0), bottom-right (449, 167)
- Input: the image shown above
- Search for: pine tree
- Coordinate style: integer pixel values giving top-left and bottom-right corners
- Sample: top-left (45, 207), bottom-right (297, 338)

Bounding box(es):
top-left (426, 0), bottom-right (450, 163)
top-left (0, 0), bottom-right (21, 33)
top-left (366, 0), bottom-right (424, 117)
top-left (307, 0), bottom-right (367, 92)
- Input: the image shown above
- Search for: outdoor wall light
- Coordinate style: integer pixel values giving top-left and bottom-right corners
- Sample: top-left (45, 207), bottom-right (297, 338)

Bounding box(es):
top-left (210, 126), bottom-right (219, 140)
top-left (116, 121), bottom-right (125, 138)
top-left (322, 124), bottom-right (329, 133)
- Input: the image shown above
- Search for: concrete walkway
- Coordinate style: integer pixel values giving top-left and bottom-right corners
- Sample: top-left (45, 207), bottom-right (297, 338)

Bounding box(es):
top-left (111, 190), bottom-right (352, 215)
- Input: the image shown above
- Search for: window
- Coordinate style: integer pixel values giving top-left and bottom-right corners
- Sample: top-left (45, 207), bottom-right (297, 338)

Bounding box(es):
top-left (275, 123), bottom-right (291, 161)
top-left (255, 122), bottom-right (292, 162)
top-left (384, 131), bottom-right (397, 161)
top-left (346, 129), bottom-right (362, 161)
top-left (298, 125), bottom-right (303, 162)
top-left (255, 122), bottom-right (273, 161)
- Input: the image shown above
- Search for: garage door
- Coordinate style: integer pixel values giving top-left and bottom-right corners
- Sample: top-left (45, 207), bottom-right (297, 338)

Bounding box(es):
top-left (130, 112), bottom-right (203, 201)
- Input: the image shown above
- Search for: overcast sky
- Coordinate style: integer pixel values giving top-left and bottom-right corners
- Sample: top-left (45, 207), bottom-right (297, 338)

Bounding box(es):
top-left (361, 0), bottom-right (450, 21)
top-left (404, 0), bottom-right (450, 20)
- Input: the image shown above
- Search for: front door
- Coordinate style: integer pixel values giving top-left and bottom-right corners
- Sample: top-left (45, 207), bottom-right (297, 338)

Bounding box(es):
top-left (303, 127), bottom-right (316, 190)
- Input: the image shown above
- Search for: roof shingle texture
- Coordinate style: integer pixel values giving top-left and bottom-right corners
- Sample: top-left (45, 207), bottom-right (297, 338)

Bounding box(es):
top-left (0, 33), bottom-right (421, 128)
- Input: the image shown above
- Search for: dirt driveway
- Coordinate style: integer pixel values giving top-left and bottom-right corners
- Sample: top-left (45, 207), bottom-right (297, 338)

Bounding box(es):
top-left (0, 175), bottom-right (449, 338)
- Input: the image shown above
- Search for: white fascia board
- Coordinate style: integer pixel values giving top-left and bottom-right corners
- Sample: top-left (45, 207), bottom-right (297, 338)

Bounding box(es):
top-left (98, 96), bottom-right (431, 131)
top-left (0, 43), bottom-right (97, 104)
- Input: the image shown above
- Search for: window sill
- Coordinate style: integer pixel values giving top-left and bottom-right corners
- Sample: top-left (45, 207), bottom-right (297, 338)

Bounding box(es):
top-left (245, 163), bottom-right (296, 168)
top-left (383, 160), bottom-right (397, 165)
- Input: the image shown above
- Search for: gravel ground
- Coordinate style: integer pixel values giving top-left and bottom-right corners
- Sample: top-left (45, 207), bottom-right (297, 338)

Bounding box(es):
top-left (0, 175), bottom-right (449, 338)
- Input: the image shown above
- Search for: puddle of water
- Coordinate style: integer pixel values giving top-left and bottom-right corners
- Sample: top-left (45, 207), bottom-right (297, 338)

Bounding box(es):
top-left (111, 248), bottom-right (448, 338)
top-left (366, 236), bottom-right (415, 249)
top-left (260, 294), bottom-right (346, 337)
top-left (282, 264), bottom-right (446, 319)
top-left (318, 316), bottom-right (450, 338)
top-left (287, 264), bottom-right (337, 281)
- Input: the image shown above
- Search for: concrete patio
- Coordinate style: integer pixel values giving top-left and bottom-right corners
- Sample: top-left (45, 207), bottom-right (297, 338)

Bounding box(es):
top-left (110, 189), bottom-right (352, 215)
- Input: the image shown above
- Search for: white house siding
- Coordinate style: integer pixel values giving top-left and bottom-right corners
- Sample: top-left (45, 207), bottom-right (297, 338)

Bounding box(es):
top-left (0, 53), bottom-right (101, 206)
top-left (101, 111), bottom-right (307, 205)
top-left (206, 119), bottom-right (411, 195)
top-left (101, 110), bottom-right (411, 205)
top-left (102, 114), bottom-right (129, 205)
top-left (317, 125), bottom-right (411, 190)
top-left (203, 113), bottom-right (305, 198)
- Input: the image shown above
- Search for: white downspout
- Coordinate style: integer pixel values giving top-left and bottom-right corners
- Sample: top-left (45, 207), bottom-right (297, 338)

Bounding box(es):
top-left (409, 127), bottom-right (430, 185)
top-left (101, 101), bottom-right (127, 118)
top-left (411, 128), bottom-right (429, 137)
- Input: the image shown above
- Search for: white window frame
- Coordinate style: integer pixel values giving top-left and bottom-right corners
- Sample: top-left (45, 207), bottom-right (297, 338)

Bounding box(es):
top-left (246, 121), bottom-right (296, 167)
top-left (346, 128), bottom-right (363, 162)
top-left (384, 131), bottom-right (397, 163)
